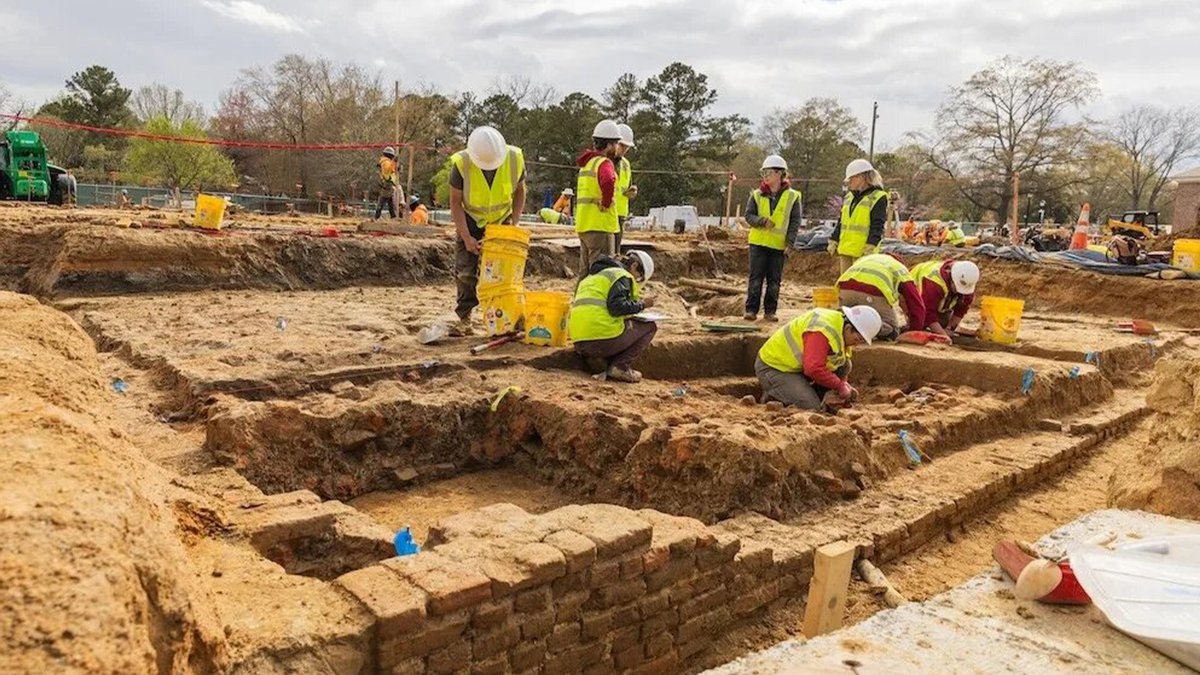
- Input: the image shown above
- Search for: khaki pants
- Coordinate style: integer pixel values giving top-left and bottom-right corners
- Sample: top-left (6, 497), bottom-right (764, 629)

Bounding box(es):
top-left (578, 231), bottom-right (616, 278)
top-left (755, 355), bottom-right (850, 410)
top-left (836, 254), bottom-right (858, 274)
top-left (454, 238), bottom-right (480, 321)
top-left (838, 288), bottom-right (901, 338)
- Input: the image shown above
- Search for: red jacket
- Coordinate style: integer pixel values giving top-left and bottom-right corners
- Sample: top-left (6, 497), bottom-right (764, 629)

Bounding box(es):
top-left (802, 332), bottom-right (845, 390)
top-left (920, 260), bottom-right (974, 328)
top-left (576, 150), bottom-right (617, 209)
top-left (838, 278), bottom-right (925, 329)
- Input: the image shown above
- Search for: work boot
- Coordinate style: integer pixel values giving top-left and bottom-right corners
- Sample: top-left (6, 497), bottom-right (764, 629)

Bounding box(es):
top-left (742, 312), bottom-right (756, 321)
top-left (606, 366), bottom-right (642, 383)
top-left (448, 319), bottom-right (475, 337)
top-left (763, 314), bottom-right (779, 323)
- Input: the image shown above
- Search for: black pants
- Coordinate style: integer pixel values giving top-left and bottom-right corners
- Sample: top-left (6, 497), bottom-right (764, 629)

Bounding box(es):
top-left (745, 244), bottom-right (786, 315)
top-left (374, 190), bottom-right (395, 219)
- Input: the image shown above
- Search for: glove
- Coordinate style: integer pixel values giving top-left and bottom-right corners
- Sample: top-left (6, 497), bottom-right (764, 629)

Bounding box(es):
top-left (836, 380), bottom-right (857, 400)
top-left (827, 239), bottom-right (838, 254)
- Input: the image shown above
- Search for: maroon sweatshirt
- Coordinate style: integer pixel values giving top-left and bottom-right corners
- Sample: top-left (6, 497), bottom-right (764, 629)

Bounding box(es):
top-left (576, 150), bottom-right (617, 208)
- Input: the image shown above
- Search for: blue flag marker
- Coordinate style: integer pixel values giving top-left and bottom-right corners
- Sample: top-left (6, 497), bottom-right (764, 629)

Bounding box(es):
top-left (1021, 368), bottom-right (1035, 395)
top-left (1068, 366), bottom-right (1081, 379)
top-left (899, 430), bottom-right (922, 465)
top-left (394, 527), bottom-right (420, 556)
top-left (1085, 351), bottom-right (1100, 367)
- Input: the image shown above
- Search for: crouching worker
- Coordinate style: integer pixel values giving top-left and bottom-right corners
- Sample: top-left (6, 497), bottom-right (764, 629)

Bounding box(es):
top-left (569, 251), bottom-right (657, 383)
top-left (911, 259), bottom-right (979, 338)
top-left (756, 306), bottom-right (883, 410)
top-left (836, 253), bottom-right (925, 340)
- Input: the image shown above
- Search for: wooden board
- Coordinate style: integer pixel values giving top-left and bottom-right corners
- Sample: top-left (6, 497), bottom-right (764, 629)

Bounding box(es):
top-left (802, 540), bottom-right (857, 637)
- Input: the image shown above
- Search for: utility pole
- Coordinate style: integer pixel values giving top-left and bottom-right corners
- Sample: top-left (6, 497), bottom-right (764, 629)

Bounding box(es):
top-left (868, 102), bottom-right (879, 163)
top-left (393, 81), bottom-right (400, 152)
top-left (722, 173), bottom-right (736, 228)
top-left (1010, 172), bottom-right (1021, 245)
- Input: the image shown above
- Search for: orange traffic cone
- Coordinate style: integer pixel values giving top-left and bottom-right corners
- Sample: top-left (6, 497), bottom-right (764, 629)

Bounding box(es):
top-left (1070, 203), bottom-right (1091, 250)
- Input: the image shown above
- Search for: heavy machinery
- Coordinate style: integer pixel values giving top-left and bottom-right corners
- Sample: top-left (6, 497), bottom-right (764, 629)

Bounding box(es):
top-left (1104, 210), bottom-right (1161, 239)
top-left (0, 130), bottom-right (67, 204)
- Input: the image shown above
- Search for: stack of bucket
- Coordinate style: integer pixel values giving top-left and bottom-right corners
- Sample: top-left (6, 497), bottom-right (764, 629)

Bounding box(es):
top-left (478, 225), bottom-right (531, 337)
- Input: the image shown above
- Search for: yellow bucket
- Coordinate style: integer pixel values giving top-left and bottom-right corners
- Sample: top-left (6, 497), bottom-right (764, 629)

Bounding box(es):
top-left (478, 225), bottom-right (531, 294)
top-left (193, 194), bottom-right (227, 230)
top-left (1172, 239), bottom-right (1200, 274)
top-left (524, 291), bottom-right (571, 347)
top-left (812, 286), bottom-right (839, 309)
top-left (480, 289), bottom-right (525, 337)
top-left (978, 296), bottom-right (1024, 345)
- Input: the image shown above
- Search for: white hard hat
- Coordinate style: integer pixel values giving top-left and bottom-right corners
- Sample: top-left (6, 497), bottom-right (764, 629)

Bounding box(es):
top-left (761, 154), bottom-right (788, 171)
top-left (845, 158), bottom-right (874, 180)
top-left (950, 260), bottom-right (980, 294)
top-left (466, 126), bottom-right (507, 171)
top-left (617, 123), bottom-right (635, 148)
top-left (842, 305), bottom-right (883, 345)
top-left (627, 250), bottom-right (654, 282)
top-left (592, 119), bottom-right (622, 141)
top-left (382, 146), bottom-right (396, 158)
top-left (562, 188), bottom-right (574, 196)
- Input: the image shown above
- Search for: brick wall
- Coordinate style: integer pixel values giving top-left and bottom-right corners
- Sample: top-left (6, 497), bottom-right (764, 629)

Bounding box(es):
top-left (1174, 182), bottom-right (1200, 235)
top-left (333, 503), bottom-right (808, 674)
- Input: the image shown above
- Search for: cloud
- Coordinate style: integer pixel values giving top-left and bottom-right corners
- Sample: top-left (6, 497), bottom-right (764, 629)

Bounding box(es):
top-left (200, 1), bottom-right (306, 33)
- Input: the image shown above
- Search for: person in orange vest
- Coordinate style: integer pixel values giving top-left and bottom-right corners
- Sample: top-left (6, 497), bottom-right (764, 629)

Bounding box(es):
top-left (374, 147), bottom-right (401, 220)
top-left (901, 217), bottom-right (917, 242)
top-left (552, 188), bottom-right (573, 216)
top-left (408, 195), bottom-right (429, 225)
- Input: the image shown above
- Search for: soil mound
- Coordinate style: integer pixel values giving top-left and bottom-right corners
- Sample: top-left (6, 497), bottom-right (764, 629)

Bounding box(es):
top-left (1108, 357), bottom-right (1200, 518)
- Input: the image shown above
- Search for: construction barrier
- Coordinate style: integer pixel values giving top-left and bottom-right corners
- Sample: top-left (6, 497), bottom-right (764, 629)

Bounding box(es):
top-left (978, 296), bottom-right (1025, 345)
top-left (478, 225), bottom-right (532, 337)
top-left (524, 291), bottom-right (571, 347)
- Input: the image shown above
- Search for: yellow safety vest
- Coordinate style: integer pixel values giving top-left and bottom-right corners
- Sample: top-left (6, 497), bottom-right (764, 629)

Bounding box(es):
top-left (838, 188), bottom-right (887, 257)
top-left (758, 308), bottom-right (850, 374)
top-left (450, 146), bottom-right (524, 226)
top-left (615, 157), bottom-right (632, 218)
top-left (837, 253), bottom-right (913, 305)
top-left (568, 267), bottom-right (640, 341)
top-left (539, 207), bottom-right (562, 225)
top-left (910, 260), bottom-right (954, 314)
top-left (576, 155), bottom-right (620, 234)
top-left (748, 188), bottom-right (801, 251)
top-left (945, 227), bottom-right (966, 246)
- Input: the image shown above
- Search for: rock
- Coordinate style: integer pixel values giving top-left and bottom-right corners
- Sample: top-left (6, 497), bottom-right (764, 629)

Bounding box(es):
top-left (417, 462), bottom-right (457, 478)
top-left (1036, 418), bottom-right (1063, 432)
top-left (394, 467), bottom-right (419, 484)
top-left (839, 408), bottom-right (866, 420)
top-left (764, 401), bottom-right (784, 412)
top-left (887, 389), bottom-right (906, 403)
top-left (812, 470), bottom-right (842, 493)
top-left (849, 462), bottom-right (867, 476)
top-left (838, 479), bottom-right (862, 500)
top-left (739, 394), bottom-right (757, 406)
top-left (330, 381), bottom-right (355, 394)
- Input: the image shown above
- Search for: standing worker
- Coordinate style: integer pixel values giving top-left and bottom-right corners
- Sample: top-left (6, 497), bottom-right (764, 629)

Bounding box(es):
top-left (574, 120), bottom-right (623, 278)
top-left (755, 305), bottom-right (882, 410)
top-left (615, 123), bottom-right (638, 250)
top-left (569, 251), bottom-right (657, 383)
top-left (829, 159), bottom-right (888, 273)
top-left (375, 147), bottom-right (401, 220)
top-left (836, 253), bottom-right (926, 340)
top-left (911, 259), bottom-right (979, 338)
top-left (943, 221), bottom-right (966, 247)
top-left (742, 154), bottom-right (802, 322)
top-left (449, 126), bottom-right (526, 335)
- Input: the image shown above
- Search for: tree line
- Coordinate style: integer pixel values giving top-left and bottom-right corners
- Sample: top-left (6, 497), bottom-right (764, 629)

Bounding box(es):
top-left (2, 55), bottom-right (1198, 223)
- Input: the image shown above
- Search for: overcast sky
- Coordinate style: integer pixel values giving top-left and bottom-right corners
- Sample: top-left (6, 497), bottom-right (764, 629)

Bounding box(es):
top-left (3, 0), bottom-right (1199, 148)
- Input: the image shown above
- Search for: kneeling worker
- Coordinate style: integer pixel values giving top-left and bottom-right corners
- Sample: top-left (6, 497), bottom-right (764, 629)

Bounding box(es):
top-left (911, 259), bottom-right (979, 338)
top-left (836, 253), bottom-right (926, 340)
top-left (569, 251), bottom-right (656, 383)
top-left (756, 305), bottom-right (882, 410)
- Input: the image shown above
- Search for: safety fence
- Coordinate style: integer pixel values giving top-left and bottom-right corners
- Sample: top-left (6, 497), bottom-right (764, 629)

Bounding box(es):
top-left (74, 183), bottom-right (381, 217)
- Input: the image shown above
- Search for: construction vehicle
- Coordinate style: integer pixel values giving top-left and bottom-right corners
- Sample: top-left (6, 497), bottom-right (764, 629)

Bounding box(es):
top-left (0, 130), bottom-right (68, 204)
top-left (1022, 224), bottom-right (1071, 252)
top-left (1104, 210), bottom-right (1161, 239)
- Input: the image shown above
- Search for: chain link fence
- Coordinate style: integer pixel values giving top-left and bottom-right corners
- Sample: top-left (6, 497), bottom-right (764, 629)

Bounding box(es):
top-left (74, 183), bottom-right (381, 218)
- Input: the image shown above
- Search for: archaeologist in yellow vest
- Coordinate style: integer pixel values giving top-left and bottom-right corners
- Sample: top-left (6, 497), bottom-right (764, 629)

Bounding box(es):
top-left (574, 120), bottom-right (623, 278)
top-left (449, 126), bottom-right (526, 335)
top-left (836, 253), bottom-right (926, 340)
top-left (829, 159), bottom-right (889, 273)
top-left (911, 259), bottom-right (979, 338)
top-left (943, 221), bottom-right (966, 247)
top-left (756, 305), bottom-right (883, 410)
top-left (615, 123), bottom-right (638, 250)
top-left (742, 154), bottom-right (802, 322)
top-left (538, 207), bottom-right (573, 226)
top-left (569, 251), bottom-right (657, 383)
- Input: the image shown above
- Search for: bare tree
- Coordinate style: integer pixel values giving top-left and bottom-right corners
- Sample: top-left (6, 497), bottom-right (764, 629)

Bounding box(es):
top-left (1106, 105), bottom-right (1200, 210)
top-left (130, 84), bottom-right (206, 126)
top-left (927, 56), bottom-right (1098, 222)
top-left (1, 80), bottom-right (26, 131)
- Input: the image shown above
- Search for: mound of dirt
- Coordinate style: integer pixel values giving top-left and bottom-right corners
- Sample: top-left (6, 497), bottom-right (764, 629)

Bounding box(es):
top-left (1108, 357), bottom-right (1200, 518)
top-left (0, 292), bottom-right (225, 673)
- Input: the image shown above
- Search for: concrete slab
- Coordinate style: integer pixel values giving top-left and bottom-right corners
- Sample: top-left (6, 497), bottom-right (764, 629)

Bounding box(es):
top-left (707, 509), bottom-right (1200, 674)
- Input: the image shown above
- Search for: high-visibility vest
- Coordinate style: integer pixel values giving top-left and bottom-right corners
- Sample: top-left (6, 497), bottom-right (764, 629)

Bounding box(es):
top-left (945, 227), bottom-right (966, 246)
top-left (378, 157), bottom-right (398, 189)
top-left (615, 157), bottom-right (632, 218)
top-left (575, 155), bottom-right (620, 234)
top-left (568, 267), bottom-right (640, 341)
top-left (410, 204), bottom-right (429, 225)
top-left (748, 188), bottom-right (801, 251)
top-left (758, 308), bottom-right (850, 374)
top-left (837, 253), bottom-right (913, 305)
top-left (450, 146), bottom-right (524, 226)
top-left (910, 260), bottom-right (954, 314)
top-left (838, 188), bottom-right (887, 257)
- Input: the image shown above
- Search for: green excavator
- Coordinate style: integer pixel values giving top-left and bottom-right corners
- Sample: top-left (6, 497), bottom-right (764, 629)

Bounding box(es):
top-left (0, 129), bottom-right (68, 204)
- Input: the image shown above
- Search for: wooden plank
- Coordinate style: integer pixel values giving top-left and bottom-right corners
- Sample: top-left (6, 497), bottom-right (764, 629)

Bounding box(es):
top-left (802, 540), bottom-right (857, 637)
top-left (855, 558), bottom-right (908, 608)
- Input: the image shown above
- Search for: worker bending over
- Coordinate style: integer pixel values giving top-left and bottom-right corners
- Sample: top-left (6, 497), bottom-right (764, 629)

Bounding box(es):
top-left (836, 253), bottom-right (925, 340)
top-left (615, 123), bottom-right (638, 250)
top-left (829, 159), bottom-right (888, 273)
top-left (538, 207), bottom-right (573, 226)
top-left (409, 195), bottom-right (429, 225)
top-left (911, 259), bottom-right (979, 338)
top-left (756, 305), bottom-right (882, 410)
top-left (743, 154), bottom-right (802, 322)
top-left (575, 120), bottom-right (623, 278)
top-left (449, 126), bottom-right (526, 336)
top-left (569, 251), bottom-right (657, 383)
